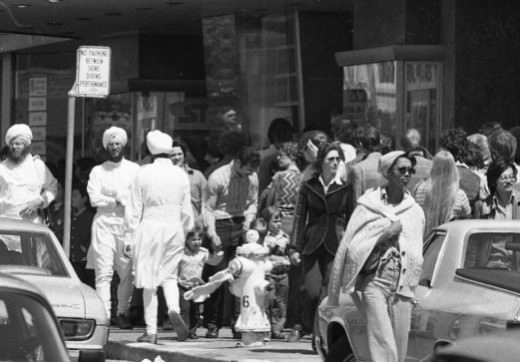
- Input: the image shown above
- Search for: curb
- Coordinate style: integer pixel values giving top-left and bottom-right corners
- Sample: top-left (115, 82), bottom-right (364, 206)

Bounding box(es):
top-left (106, 341), bottom-right (229, 362)
top-left (105, 341), bottom-right (250, 362)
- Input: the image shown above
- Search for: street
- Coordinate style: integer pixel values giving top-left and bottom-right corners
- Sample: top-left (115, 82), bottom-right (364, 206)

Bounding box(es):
top-left (105, 326), bottom-right (320, 362)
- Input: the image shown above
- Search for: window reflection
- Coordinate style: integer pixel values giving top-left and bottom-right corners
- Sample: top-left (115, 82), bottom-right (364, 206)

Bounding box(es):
top-left (343, 61), bottom-right (397, 146)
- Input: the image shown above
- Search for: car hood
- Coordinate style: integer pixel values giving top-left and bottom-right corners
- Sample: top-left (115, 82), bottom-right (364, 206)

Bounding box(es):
top-left (12, 274), bottom-right (85, 319)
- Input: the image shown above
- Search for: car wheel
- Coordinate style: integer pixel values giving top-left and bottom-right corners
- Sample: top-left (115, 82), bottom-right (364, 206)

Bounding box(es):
top-left (325, 335), bottom-right (356, 362)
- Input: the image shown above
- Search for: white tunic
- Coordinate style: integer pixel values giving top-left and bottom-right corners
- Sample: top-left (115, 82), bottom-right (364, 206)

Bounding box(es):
top-left (86, 158), bottom-right (139, 269)
top-left (0, 155), bottom-right (57, 222)
top-left (127, 158), bottom-right (194, 289)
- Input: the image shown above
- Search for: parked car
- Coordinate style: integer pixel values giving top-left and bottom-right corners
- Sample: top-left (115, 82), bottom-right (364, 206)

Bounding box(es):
top-left (317, 220), bottom-right (520, 361)
top-left (0, 272), bottom-right (70, 362)
top-left (432, 331), bottom-right (520, 362)
top-left (0, 218), bottom-right (108, 361)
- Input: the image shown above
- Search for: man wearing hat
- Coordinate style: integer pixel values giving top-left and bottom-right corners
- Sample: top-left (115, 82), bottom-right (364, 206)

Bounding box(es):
top-left (87, 126), bottom-right (139, 329)
top-left (0, 123), bottom-right (58, 226)
top-left (126, 130), bottom-right (194, 343)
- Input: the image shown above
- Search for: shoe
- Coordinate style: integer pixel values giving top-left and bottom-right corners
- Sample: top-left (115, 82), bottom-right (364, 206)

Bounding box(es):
top-left (117, 313), bottom-right (133, 330)
top-left (232, 331), bottom-right (242, 339)
top-left (188, 331), bottom-right (198, 339)
top-left (271, 332), bottom-right (285, 340)
top-left (168, 310), bottom-right (189, 341)
top-left (287, 329), bottom-right (301, 342)
top-left (137, 333), bottom-right (157, 344)
top-left (205, 327), bottom-right (219, 338)
top-left (162, 315), bottom-right (173, 331)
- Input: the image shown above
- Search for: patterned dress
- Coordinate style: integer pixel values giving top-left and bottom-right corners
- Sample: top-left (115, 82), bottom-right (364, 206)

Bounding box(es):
top-left (267, 165), bottom-right (301, 234)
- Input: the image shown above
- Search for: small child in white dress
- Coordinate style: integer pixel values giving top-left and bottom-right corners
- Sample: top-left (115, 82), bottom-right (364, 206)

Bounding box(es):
top-left (178, 223), bottom-right (222, 339)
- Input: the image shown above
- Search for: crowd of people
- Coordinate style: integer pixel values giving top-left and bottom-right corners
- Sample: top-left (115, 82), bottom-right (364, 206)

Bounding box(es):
top-left (0, 114), bottom-right (518, 359)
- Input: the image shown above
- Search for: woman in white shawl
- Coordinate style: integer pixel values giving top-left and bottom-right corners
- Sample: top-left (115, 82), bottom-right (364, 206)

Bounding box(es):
top-left (126, 130), bottom-right (194, 344)
top-left (329, 151), bottom-right (424, 362)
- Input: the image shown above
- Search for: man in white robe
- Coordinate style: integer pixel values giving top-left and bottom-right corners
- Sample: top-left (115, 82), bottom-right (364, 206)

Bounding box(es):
top-left (126, 130), bottom-right (194, 344)
top-left (0, 124), bottom-right (57, 234)
top-left (87, 126), bottom-right (139, 329)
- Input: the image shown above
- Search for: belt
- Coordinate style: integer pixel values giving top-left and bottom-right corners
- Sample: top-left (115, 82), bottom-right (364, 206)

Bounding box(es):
top-left (217, 216), bottom-right (245, 224)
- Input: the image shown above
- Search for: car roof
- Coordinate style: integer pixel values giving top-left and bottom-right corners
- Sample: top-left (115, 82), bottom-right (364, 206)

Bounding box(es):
top-left (435, 219), bottom-right (520, 233)
top-left (0, 271), bottom-right (47, 295)
top-left (436, 331), bottom-right (520, 361)
top-left (0, 217), bottom-right (50, 233)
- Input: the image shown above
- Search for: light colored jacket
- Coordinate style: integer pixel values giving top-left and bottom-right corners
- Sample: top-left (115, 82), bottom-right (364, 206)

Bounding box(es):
top-left (328, 187), bottom-right (424, 305)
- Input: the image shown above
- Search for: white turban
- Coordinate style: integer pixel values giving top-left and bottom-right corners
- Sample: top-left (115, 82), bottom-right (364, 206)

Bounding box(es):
top-left (378, 150), bottom-right (406, 178)
top-left (102, 126), bottom-right (128, 149)
top-left (146, 130), bottom-right (172, 155)
top-left (5, 123), bottom-right (32, 145)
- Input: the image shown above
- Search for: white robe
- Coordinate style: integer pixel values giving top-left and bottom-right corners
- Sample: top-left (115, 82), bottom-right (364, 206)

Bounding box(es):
top-left (127, 158), bottom-right (194, 289)
top-left (0, 155), bottom-right (57, 223)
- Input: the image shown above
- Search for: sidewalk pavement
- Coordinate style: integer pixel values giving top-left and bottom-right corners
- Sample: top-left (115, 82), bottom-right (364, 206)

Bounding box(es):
top-left (106, 327), bottom-right (321, 362)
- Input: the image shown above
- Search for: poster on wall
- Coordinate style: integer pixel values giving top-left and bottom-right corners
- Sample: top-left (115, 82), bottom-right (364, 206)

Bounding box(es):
top-left (28, 97), bottom-right (47, 111)
top-left (29, 76), bottom-right (47, 97)
top-left (28, 112), bottom-right (47, 126)
top-left (137, 94), bottom-right (158, 121)
top-left (31, 127), bottom-right (47, 142)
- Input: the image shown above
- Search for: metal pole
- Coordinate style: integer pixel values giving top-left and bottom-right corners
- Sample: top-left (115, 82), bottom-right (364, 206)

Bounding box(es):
top-left (63, 92), bottom-right (76, 258)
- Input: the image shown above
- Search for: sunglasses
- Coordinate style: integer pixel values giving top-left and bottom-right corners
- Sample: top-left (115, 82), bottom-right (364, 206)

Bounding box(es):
top-left (396, 166), bottom-right (415, 175)
top-left (498, 174), bottom-right (517, 183)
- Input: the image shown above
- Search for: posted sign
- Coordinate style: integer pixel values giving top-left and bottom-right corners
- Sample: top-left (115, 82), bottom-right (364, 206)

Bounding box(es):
top-left (75, 46), bottom-right (111, 97)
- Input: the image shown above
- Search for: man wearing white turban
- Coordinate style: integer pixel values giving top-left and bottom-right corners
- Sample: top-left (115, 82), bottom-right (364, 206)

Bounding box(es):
top-left (0, 123), bottom-right (58, 227)
top-left (126, 130), bottom-right (194, 343)
top-left (87, 126), bottom-right (139, 329)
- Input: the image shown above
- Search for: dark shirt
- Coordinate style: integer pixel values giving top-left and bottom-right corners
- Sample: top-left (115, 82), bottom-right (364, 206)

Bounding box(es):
top-left (70, 207), bottom-right (94, 263)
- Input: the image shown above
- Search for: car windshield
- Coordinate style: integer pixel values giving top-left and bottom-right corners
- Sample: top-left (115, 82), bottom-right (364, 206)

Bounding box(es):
top-left (0, 290), bottom-right (69, 362)
top-left (464, 232), bottom-right (520, 270)
top-left (0, 232), bottom-right (68, 277)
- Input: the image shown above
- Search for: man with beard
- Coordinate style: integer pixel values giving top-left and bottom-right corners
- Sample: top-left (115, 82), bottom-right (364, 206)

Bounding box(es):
top-left (0, 123), bottom-right (57, 225)
top-left (87, 126), bottom-right (139, 329)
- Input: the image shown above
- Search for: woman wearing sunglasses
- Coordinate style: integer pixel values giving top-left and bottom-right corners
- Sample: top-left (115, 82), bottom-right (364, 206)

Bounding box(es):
top-left (412, 150), bottom-right (471, 238)
top-left (330, 150), bottom-right (424, 362)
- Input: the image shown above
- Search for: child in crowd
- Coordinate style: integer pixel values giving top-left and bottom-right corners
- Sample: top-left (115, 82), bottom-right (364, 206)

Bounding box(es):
top-left (261, 206), bottom-right (291, 340)
top-left (70, 183), bottom-right (95, 288)
top-left (178, 222), bottom-right (222, 339)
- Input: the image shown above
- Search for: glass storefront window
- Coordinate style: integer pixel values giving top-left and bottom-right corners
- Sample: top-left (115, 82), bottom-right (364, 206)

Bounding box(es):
top-left (342, 61), bottom-right (398, 147)
top-left (14, 52), bottom-right (77, 164)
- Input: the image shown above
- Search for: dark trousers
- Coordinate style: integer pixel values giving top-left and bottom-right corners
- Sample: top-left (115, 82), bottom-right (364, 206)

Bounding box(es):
top-left (286, 263), bottom-right (303, 330)
top-left (202, 219), bottom-right (243, 330)
top-left (179, 285), bottom-right (201, 329)
top-left (72, 261), bottom-right (95, 289)
top-left (267, 272), bottom-right (289, 334)
top-left (301, 245), bottom-right (334, 334)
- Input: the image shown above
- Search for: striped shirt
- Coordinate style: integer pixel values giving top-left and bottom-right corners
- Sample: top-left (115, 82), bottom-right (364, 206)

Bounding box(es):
top-left (207, 161), bottom-right (258, 220)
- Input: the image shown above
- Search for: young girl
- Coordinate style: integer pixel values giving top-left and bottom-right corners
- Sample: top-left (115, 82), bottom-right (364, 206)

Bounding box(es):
top-left (178, 223), bottom-right (222, 339)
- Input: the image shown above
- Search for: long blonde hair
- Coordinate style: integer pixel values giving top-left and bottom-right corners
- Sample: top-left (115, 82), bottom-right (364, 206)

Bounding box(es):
top-left (424, 150), bottom-right (460, 237)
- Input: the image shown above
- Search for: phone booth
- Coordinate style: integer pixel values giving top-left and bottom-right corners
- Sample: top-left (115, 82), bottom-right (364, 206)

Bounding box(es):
top-left (335, 45), bottom-right (443, 153)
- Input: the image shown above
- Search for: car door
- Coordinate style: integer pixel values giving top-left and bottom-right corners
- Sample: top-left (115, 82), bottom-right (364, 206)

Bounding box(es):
top-left (409, 230), bottom-right (447, 361)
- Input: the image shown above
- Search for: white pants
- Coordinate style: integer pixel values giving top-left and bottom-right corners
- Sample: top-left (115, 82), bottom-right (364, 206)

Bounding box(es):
top-left (91, 214), bottom-right (133, 318)
top-left (143, 279), bottom-right (180, 334)
top-left (361, 281), bottom-right (412, 362)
